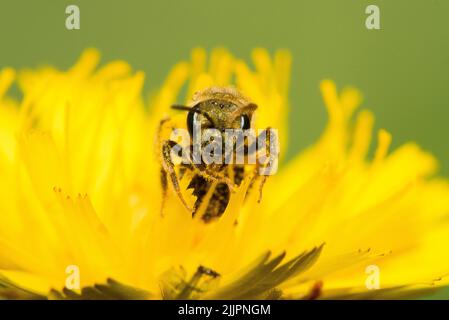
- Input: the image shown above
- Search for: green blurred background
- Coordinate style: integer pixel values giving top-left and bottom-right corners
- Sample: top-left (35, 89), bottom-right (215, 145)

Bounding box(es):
top-left (0, 0), bottom-right (448, 299)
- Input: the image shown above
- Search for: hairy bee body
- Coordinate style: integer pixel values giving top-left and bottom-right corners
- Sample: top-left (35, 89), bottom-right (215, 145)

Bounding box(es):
top-left (186, 165), bottom-right (246, 222)
top-left (158, 87), bottom-right (273, 222)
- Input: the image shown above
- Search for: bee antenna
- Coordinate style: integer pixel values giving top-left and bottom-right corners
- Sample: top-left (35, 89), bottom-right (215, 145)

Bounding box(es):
top-left (230, 103), bottom-right (258, 119)
top-left (171, 105), bottom-right (191, 111)
top-left (173, 104), bottom-right (216, 127)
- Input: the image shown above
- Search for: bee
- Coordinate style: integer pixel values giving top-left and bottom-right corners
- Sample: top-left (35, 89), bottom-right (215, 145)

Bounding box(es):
top-left (157, 87), bottom-right (277, 222)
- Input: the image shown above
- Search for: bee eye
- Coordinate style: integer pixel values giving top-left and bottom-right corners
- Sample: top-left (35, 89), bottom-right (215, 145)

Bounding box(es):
top-left (241, 114), bottom-right (251, 130)
top-left (187, 110), bottom-right (198, 136)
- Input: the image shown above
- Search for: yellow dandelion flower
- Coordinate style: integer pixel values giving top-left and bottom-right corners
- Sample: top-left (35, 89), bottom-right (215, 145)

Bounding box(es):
top-left (1, 48), bottom-right (449, 300)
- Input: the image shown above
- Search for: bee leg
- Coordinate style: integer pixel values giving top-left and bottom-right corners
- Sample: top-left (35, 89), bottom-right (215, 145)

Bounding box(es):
top-left (157, 117), bottom-right (184, 215)
top-left (160, 140), bottom-right (192, 211)
top-left (157, 118), bottom-right (169, 217)
top-left (246, 127), bottom-right (278, 203)
top-left (257, 174), bottom-right (268, 203)
top-left (185, 146), bottom-right (237, 191)
top-left (195, 165), bottom-right (237, 192)
top-left (181, 161), bottom-right (237, 192)
top-left (247, 166), bottom-right (269, 203)
top-left (160, 168), bottom-right (168, 217)
top-left (155, 116), bottom-right (171, 155)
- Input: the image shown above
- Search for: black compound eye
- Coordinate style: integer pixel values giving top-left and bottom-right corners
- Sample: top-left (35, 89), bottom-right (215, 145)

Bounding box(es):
top-left (187, 110), bottom-right (197, 136)
top-left (187, 106), bottom-right (215, 136)
top-left (240, 114), bottom-right (251, 130)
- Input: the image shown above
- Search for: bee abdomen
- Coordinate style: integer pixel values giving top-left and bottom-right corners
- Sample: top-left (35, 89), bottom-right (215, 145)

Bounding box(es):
top-left (202, 182), bottom-right (230, 222)
top-left (188, 175), bottom-right (230, 222)
top-left (233, 166), bottom-right (245, 186)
